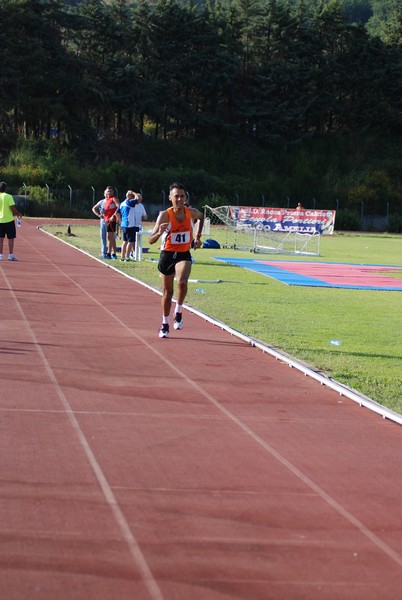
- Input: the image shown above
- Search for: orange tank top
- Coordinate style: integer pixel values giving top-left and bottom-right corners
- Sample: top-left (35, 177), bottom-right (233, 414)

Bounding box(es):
top-left (161, 207), bottom-right (193, 252)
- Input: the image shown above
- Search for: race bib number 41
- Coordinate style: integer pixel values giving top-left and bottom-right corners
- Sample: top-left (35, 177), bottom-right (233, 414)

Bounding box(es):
top-left (171, 230), bottom-right (191, 244)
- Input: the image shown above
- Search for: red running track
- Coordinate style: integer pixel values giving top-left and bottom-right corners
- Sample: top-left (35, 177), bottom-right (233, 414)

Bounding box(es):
top-left (1, 219), bottom-right (402, 600)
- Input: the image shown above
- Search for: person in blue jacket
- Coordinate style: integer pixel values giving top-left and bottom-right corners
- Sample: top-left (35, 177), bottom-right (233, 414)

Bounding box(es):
top-left (117, 190), bottom-right (139, 261)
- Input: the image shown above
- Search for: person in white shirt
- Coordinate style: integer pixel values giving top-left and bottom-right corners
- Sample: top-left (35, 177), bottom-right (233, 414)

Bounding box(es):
top-left (132, 194), bottom-right (148, 256)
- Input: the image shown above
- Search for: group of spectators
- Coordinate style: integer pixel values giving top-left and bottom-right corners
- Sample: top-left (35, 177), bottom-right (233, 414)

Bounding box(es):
top-left (92, 186), bottom-right (147, 260)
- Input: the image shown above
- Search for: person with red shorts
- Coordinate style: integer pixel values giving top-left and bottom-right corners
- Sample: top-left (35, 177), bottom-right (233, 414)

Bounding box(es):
top-left (149, 182), bottom-right (204, 338)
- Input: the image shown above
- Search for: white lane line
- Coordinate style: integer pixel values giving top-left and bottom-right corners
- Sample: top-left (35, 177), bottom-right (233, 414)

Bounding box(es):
top-left (2, 267), bottom-right (164, 600)
top-left (28, 232), bottom-right (402, 570)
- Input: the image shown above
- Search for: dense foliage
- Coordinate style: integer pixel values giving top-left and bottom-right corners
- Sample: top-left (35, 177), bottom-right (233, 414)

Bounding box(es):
top-left (0, 0), bottom-right (401, 221)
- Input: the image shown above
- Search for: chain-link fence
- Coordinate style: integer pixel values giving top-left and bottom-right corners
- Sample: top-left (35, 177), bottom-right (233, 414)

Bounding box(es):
top-left (7, 185), bottom-right (165, 222)
top-left (5, 184), bottom-right (401, 232)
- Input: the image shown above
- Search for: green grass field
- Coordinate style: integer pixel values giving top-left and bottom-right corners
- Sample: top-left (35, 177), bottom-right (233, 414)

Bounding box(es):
top-left (43, 221), bottom-right (402, 413)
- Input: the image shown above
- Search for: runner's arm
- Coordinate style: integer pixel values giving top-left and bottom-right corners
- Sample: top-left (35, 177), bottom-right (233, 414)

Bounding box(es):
top-left (149, 211), bottom-right (169, 245)
top-left (190, 208), bottom-right (204, 246)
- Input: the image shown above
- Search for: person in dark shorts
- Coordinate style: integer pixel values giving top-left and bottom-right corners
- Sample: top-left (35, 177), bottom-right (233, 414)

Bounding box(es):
top-left (117, 190), bottom-right (139, 261)
top-left (149, 182), bottom-right (204, 338)
top-left (0, 182), bottom-right (22, 261)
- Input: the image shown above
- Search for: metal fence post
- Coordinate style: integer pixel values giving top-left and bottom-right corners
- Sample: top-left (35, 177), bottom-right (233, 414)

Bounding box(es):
top-left (22, 183), bottom-right (27, 210)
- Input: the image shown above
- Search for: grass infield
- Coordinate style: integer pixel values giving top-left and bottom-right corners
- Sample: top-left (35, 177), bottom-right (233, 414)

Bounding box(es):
top-left (43, 221), bottom-right (402, 414)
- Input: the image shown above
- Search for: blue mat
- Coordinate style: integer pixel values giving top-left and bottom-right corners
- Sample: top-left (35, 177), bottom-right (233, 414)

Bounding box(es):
top-left (214, 258), bottom-right (402, 291)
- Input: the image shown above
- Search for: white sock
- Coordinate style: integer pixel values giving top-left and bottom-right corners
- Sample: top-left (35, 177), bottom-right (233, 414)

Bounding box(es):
top-left (162, 315), bottom-right (169, 325)
top-left (175, 304), bottom-right (183, 314)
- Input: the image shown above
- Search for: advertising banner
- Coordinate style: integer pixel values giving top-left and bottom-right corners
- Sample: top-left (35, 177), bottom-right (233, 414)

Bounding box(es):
top-left (229, 207), bottom-right (336, 235)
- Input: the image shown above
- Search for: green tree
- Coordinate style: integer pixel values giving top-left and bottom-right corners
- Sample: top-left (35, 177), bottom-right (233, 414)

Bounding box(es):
top-left (367, 0), bottom-right (402, 44)
top-left (0, 0), bottom-right (65, 138)
top-left (67, 0), bottom-right (116, 141)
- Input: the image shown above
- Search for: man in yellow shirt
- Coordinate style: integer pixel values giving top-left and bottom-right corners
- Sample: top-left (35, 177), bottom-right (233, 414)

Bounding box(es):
top-left (0, 182), bottom-right (22, 261)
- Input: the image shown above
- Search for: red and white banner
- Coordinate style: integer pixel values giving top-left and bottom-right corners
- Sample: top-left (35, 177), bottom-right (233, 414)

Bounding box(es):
top-left (228, 207), bottom-right (336, 235)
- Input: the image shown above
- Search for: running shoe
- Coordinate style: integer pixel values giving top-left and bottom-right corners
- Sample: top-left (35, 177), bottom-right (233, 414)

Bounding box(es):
top-left (8, 254), bottom-right (17, 261)
top-left (159, 324), bottom-right (169, 338)
top-left (111, 254), bottom-right (117, 260)
top-left (173, 313), bottom-right (183, 330)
